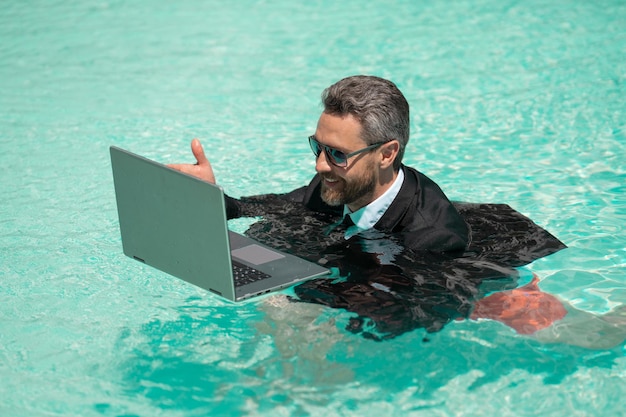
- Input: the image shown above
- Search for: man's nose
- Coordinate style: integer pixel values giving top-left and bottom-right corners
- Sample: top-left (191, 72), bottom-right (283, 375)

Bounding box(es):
top-left (315, 150), bottom-right (332, 173)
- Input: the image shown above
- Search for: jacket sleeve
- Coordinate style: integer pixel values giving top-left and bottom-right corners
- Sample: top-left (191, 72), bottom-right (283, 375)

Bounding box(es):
top-left (224, 175), bottom-right (340, 219)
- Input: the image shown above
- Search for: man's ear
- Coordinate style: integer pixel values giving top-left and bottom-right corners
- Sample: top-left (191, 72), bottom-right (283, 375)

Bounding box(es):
top-left (379, 140), bottom-right (400, 169)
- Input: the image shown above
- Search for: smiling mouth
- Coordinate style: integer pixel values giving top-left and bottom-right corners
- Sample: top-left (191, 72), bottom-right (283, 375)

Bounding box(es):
top-left (322, 176), bottom-right (341, 186)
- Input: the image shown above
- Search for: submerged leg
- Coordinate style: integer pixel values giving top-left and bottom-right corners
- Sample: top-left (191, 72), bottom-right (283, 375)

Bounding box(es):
top-left (532, 305), bottom-right (626, 350)
top-left (255, 294), bottom-right (354, 383)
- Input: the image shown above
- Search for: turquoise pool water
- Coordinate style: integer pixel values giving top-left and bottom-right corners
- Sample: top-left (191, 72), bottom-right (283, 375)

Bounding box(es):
top-left (1, 0), bottom-right (625, 416)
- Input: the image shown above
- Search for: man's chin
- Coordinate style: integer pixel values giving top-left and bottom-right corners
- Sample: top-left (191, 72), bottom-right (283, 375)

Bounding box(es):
top-left (321, 186), bottom-right (344, 207)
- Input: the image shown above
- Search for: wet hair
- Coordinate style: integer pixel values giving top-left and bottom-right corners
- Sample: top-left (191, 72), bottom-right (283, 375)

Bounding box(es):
top-left (321, 75), bottom-right (410, 170)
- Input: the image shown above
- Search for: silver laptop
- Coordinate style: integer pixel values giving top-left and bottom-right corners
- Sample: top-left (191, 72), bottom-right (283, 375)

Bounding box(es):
top-left (110, 146), bottom-right (329, 301)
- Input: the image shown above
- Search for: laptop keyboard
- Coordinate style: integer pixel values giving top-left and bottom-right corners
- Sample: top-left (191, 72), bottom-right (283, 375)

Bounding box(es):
top-left (232, 260), bottom-right (271, 287)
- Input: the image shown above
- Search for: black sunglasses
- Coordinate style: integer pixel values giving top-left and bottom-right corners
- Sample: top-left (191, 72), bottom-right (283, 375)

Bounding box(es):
top-left (308, 136), bottom-right (385, 168)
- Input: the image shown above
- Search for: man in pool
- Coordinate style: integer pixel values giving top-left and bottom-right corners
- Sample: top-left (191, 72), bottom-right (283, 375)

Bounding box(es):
top-left (169, 75), bottom-right (469, 252)
top-left (170, 75), bottom-right (619, 346)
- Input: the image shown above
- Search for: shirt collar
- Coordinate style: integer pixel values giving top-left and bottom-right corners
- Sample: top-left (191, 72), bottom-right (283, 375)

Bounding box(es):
top-left (342, 167), bottom-right (405, 239)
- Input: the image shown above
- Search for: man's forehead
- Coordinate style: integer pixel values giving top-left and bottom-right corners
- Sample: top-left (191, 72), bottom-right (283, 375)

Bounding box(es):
top-left (315, 112), bottom-right (365, 145)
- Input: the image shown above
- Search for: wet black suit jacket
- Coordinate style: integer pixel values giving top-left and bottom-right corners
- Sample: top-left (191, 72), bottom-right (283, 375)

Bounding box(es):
top-left (223, 165), bottom-right (566, 340)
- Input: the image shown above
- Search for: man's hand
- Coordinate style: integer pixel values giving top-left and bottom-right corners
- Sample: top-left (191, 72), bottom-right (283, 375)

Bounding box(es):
top-left (168, 139), bottom-right (216, 184)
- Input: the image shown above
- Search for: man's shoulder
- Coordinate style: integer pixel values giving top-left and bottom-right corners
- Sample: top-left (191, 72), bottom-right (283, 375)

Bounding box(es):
top-left (401, 165), bottom-right (445, 192)
top-left (379, 165), bottom-right (469, 251)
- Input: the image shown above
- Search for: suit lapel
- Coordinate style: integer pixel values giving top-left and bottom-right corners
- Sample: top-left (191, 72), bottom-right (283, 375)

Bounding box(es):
top-left (374, 166), bottom-right (417, 232)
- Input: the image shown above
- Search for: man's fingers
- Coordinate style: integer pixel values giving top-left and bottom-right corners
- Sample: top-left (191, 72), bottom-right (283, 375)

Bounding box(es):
top-left (191, 138), bottom-right (209, 166)
top-left (166, 139), bottom-right (216, 183)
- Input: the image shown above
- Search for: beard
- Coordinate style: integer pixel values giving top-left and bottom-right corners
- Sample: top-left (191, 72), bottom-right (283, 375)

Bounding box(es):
top-left (320, 163), bottom-right (378, 207)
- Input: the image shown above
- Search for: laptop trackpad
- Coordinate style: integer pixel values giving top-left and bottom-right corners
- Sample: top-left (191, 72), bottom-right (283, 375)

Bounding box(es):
top-left (231, 244), bottom-right (285, 265)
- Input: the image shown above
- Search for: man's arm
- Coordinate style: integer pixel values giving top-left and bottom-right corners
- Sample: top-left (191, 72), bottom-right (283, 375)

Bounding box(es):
top-left (168, 139), bottom-right (318, 220)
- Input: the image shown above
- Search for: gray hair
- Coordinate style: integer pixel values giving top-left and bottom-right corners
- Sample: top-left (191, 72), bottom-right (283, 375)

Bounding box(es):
top-left (321, 75), bottom-right (410, 170)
